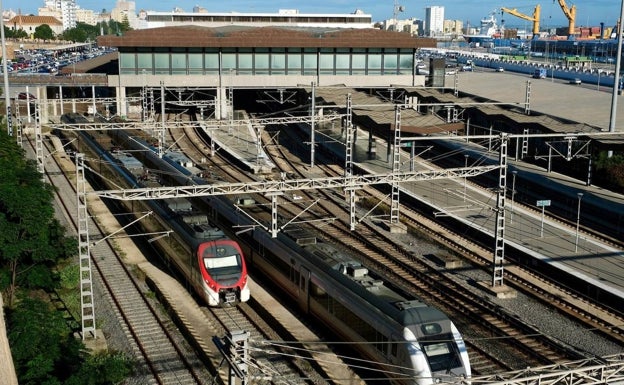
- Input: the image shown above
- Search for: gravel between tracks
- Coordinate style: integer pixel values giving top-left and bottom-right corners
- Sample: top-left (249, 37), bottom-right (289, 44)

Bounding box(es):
top-left (387, 227), bottom-right (623, 365)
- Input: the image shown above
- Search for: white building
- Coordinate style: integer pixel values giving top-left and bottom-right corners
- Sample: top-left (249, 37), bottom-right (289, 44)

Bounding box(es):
top-left (382, 17), bottom-right (423, 36)
top-left (76, 8), bottom-right (98, 26)
top-left (38, 0), bottom-right (76, 30)
top-left (136, 8), bottom-right (373, 30)
top-left (425, 6), bottom-right (444, 37)
top-left (111, 1), bottom-right (139, 29)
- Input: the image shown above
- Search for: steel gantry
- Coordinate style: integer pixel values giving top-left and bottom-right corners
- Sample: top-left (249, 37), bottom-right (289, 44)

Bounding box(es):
top-left (75, 153), bottom-right (96, 339)
top-left (391, 105), bottom-right (402, 224)
top-left (454, 353), bottom-right (624, 385)
top-left (493, 133), bottom-right (508, 287)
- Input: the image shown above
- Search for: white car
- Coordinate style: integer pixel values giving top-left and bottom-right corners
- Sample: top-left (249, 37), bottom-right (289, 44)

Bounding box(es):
top-left (569, 78), bottom-right (581, 85)
top-left (495, 67), bottom-right (505, 72)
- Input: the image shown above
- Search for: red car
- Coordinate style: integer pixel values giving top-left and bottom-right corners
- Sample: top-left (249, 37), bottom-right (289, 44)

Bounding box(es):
top-left (17, 92), bottom-right (36, 100)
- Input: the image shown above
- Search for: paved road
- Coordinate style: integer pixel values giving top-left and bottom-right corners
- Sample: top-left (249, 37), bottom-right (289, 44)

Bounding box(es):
top-left (454, 70), bottom-right (624, 131)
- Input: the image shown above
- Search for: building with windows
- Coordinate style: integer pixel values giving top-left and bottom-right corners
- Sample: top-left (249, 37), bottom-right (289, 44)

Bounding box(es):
top-left (76, 8), bottom-right (98, 26)
top-left (99, 26), bottom-right (434, 84)
top-left (38, 0), bottom-right (76, 30)
top-left (135, 8), bottom-right (373, 30)
top-left (7, 15), bottom-right (64, 37)
top-left (425, 6), bottom-right (444, 37)
top-left (111, 1), bottom-right (139, 29)
top-left (97, 25), bottom-right (436, 116)
top-left (443, 20), bottom-right (463, 37)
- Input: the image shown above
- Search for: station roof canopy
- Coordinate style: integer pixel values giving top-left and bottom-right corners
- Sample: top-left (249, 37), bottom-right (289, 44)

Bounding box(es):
top-left (97, 25), bottom-right (436, 49)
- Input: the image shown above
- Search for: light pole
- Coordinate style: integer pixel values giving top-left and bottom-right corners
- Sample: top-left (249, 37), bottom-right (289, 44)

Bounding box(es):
top-left (510, 170), bottom-right (517, 223)
top-left (464, 154), bottom-right (469, 202)
top-left (575, 192), bottom-right (583, 252)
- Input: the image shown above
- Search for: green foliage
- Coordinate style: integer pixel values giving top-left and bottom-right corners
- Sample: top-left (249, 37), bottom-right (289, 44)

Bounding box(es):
top-left (62, 22), bottom-right (99, 42)
top-left (34, 24), bottom-right (55, 41)
top-left (59, 262), bottom-right (80, 289)
top-left (593, 152), bottom-right (624, 192)
top-left (7, 297), bottom-right (83, 385)
top-left (65, 351), bottom-right (134, 385)
top-left (0, 129), bottom-right (77, 306)
top-left (0, 129), bottom-right (131, 384)
top-left (3, 25), bottom-right (27, 39)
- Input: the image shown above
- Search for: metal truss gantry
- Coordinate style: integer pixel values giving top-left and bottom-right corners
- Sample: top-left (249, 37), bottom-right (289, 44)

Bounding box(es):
top-left (76, 154), bottom-right (96, 339)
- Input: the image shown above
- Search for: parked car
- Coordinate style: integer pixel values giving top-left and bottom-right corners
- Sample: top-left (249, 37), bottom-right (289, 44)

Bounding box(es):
top-left (495, 67), bottom-right (505, 72)
top-left (569, 78), bottom-right (581, 85)
top-left (17, 92), bottom-right (36, 100)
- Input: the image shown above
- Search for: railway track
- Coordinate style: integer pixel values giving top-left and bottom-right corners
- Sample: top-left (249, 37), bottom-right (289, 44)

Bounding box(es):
top-left (29, 134), bottom-right (211, 385)
top-left (161, 116), bottom-right (335, 384)
top-left (260, 126), bottom-right (584, 371)
top-left (261, 116), bottom-right (624, 351)
top-left (145, 111), bottom-right (621, 380)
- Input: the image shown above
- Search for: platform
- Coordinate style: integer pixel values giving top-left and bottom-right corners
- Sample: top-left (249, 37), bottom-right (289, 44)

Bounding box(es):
top-left (198, 118), bottom-right (275, 174)
top-left (312, 119), bottom-right (624, 303)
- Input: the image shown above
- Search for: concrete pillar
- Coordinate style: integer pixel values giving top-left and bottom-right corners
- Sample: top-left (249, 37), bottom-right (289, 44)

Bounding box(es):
top-left (116, 86), bottom-right (127, 117)
top-left (215, 86), bottom-right (228, 120)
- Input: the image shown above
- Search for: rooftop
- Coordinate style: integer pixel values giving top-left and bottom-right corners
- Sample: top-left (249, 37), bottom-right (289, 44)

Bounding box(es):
top-left (97, 26), bottom-right (436, 49)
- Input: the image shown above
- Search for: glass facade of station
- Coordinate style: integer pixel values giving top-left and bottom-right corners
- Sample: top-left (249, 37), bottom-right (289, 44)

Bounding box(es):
top-left (119, 47), bottom-right (415, 76)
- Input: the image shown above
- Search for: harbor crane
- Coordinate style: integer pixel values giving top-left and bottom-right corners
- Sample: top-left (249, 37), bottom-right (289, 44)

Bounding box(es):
top-left (500, 4), bottom-right (541, 38)
top-left (554, 0), bottom-right (576, 37)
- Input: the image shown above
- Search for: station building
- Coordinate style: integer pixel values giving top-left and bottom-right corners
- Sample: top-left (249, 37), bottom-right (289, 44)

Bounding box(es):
top-left (96, 26), bottom-right (437, 116)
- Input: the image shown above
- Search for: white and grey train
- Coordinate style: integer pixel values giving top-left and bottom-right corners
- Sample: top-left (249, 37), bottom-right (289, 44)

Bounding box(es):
top-left (102, 126), bottom-right (472, 385)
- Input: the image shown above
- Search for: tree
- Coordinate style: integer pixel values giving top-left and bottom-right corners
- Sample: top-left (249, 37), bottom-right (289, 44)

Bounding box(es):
top-left (0, 130), bottom-right (76, 307)
top-left (34, 24), bottom-right (55, 41)
top-left (7, 297), bottom-right (83, 385)
top-left (62, 22), bottom-right (99, 42)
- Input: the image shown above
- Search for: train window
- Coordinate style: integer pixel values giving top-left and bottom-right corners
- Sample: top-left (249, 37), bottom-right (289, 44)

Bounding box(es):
top-left (421, 323), bottom-right (442, 335)
top-left (204, 255), bottom-right (238, 269)
top-left (421, 336), bottom-right (462, 372)
top-left (290, 259), bottom-right (300, 286)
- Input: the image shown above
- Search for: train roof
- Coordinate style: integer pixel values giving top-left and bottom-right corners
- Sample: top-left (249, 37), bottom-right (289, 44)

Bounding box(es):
top-left (297, 234), bottom-right (449, 326)
top-left (110, 151), bottom-right (144, 178)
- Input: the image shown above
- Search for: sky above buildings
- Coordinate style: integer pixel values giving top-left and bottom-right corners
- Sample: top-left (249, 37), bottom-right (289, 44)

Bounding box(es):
top-left (7, 0), bottom-right (623, 29)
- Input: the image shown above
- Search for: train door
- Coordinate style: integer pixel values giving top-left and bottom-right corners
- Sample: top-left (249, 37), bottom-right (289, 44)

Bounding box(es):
top-left (298, 266), bottom-right (311, 313)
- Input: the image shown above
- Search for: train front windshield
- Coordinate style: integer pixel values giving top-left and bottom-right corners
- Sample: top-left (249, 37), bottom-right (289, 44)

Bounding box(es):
top-left (420, 336), bottom-right (462, 372)
top-left (202, 244), bottom-right (242, 275)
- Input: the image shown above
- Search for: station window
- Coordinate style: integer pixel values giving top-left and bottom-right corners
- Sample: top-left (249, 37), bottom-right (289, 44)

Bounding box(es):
top-left (399, 51), bottom-right (414, 75)
top-left (222, 49), bottom-right (237, 72)
top-left (368, 49), bottom-right (382, 75)
top-left (253, 48), bottom-right (269, 75)
top-left (188, 49), bottom-right (203, 74)
top-left (352, 49), bottom-right (366, 75)
top-left (204, 50), bottom-right (219, 74)
top-left (171, 49), bottom-right (187, 75)
top-left (303, 49), bottom-right (317, 76)
top-left (119, 52), bottom-right (136, 75)
top-left (154, 49), bottom-right (170, 75)
top-left (319, 48), bottom-right (334, 75)
top-left (136, 52), bottom-right (152, 74)
top-left (335, 48), bottom-right (350, 75)
top-left (271, 48), bottom-right (286, 75)
top-left (383, 49), bottom-right (398, 74)
top-left (238, 49), bottom-right (254, 75)
top-left (287, 48), bottom-right (302, 74)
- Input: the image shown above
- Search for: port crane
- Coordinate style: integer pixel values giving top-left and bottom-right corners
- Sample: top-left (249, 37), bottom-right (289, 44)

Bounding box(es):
top-left (500, 4), bottom-right (541, 38)
top-left (554, 0), bottom-right (576, 37)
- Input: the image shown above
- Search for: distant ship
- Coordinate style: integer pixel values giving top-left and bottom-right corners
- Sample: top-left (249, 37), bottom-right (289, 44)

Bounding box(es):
top-left (463, 10), bottom-right (504, 44)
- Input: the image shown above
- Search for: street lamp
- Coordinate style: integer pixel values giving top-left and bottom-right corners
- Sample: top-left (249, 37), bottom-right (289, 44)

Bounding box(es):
top-left (464, 154), bottom-right (469, 202)
top-left (575, 192), bottom-right (583, 252)
top-left (510, 170), bottom-right (518, 223)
